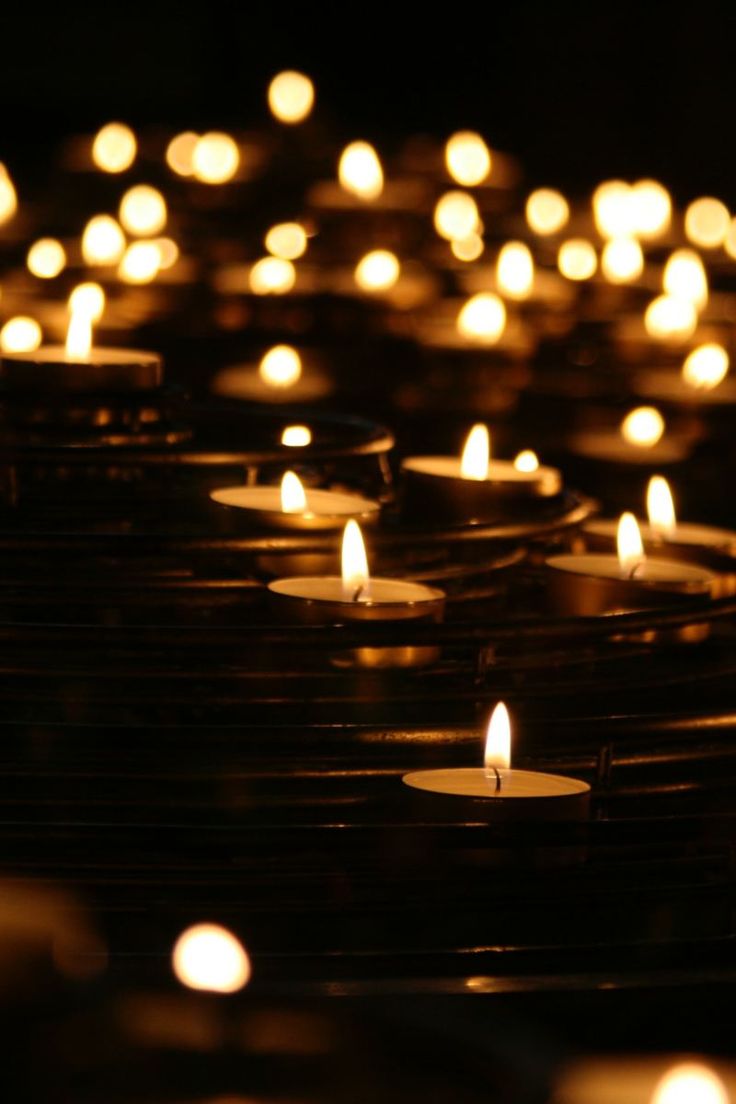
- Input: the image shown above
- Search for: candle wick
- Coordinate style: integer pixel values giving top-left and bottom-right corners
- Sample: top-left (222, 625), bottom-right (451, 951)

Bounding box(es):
top-left (485, 765), bottom-right (502, 793)
top-left (352, 584), bottom-right (364, 603)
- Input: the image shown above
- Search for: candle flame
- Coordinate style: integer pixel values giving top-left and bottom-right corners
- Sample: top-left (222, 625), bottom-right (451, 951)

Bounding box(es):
top-left (82, 214), bottom-right (126, 266)
top-left (281, 424), bottom-right (312, 447)
top-left (601, 237), bottom-right (643, 284)
top-left (259, 345), bottom-right (302, 388)
top-left (685, 197), bottom-right (730, 249)
top-left (593, 180), bottom-right (635, 239)
top-left (65, 309), bottom-right (92, 360)
top-left (514, 449), bottom-right (539, 473)
top-left (663, 249), bottom-right (708, 310)
top-left (68, 282), bottom-right (105, 323)
top-left (341, 520), bottom-right (371, 602)
top-left (92, 122), bottom-right (137, 174)
top-left (0, 163), bottom-right (18, 225)
top-left (621, 406), bottom-right (665, 448)
top-left (280, 471), bottom-right (308, 513)
top-left (338, 141), bottom-right (383, 201)
top-left (0, 316), bottom-right (42, 353)
top-left (268, 71), bottom-right (315, 124)
top-left (526, 188), bottom-right (569, 236)
top-left (445, 131), bottom-right (491, 186)
top-left (647, 476), bottom-right (677, 539)
top-left (496, 241), bottom-right (534, 299)
top-left (166, 131), bottom-right (199, 176)
top-left (460, 424), bottom-right (490, 480)
top-left (484, 702), bottom-right (511, 770)
top-left (249, 256), bottom-right (296, 295)
top-left (645, 294), bottom-right (698, 340)
top-left (172, 923), bottom-right (251, 994)
top-left (265, 222), bottom-right (308, 260)
top-left (451, 233), bottom-right (484, 262)
top-left (434, 191), bottom-right (480, 242)
top-left (651, 1063), bottom-right (729, 1104)
top-left (682, 343), bottom-right (729, 390)
top-left (558, 239), bottom-right (597, 281)
top-left (192, 132), bottom-right (240, 184)
top-left (630, 179), bottom-right (671, 239)
top-left (457, 292), bottom-right (506, 342)
top-left (27, 238), bottom-right (66, 279)
top-left (119, 184), bottom-right (167, 237)
top-left (354, 249), bottom-right (400, 291)
top-left (617, 512), bottom-right (646, 575)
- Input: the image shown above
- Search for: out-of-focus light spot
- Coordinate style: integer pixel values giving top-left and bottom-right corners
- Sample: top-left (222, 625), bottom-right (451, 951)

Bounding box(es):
top-left (259, 345), bottom-right (302, 387)
top-left (457, 292), bottom-right (506, 342)
top-left (281, 424), bottom-right (312, 447)
top-left (651, 1063), bottom-right (729, 1104)
top-left (434, 191), bottom-right (479, 242)
top-left (644, 294), bottom-right (698, 340)
top-left (685, 197), bottom-right (730, 248)
top-left (166, 132), bottom-right (199, 177)
top-left (338, 141), bottom-right (383, 201)
top-left (82, 215), bottom-right (126, 265)
top-left (154, 237), bottom-right (180, 270)
top-left (593, 180), bottom-right (635, 239)
top-left (0, 316), bottom-right (42, 353)
top-left (631, 179), bottom-right (671, 239)
top-left (119, 185), bottom-right (167, 237)
top-left (682, 343), bottom-right (729, 390)
top-left (526, 189), bottom-right (569, 235)
top-left (0, 163), bottom-right (18, 225)
top-left (451, 233), bottom-right (484, 262)
top-left (192, 132), bottom-right (240, 184)
top-left (514, 449), bottom-right (539, 472)
top-left (445, 131), bottom-right (491, 186)
top-left (558, 239), bottom-right (597, 280)
top-left (92, 122), bottom-right (137, 173)
top-left (172, 923), bottom-right (251, 994)
top-left (621, 405), bottom-right (665, 447)
top-left (68, 282), bottom-right (105, 322)
top-left (601, 237), bottom-right (644, 283)
top-left (724, 217), bottom-right (736, 260)
top-left (249, 257), bottom-right (296, 295)
top-left (118, 240), bottom-right (162, 284)
top-left (663, 248), bottom-right (708, 309)
top-left (265, 222), bottom-right (308, 260)
top-left (268, 71), bottom-right (315, 124)
top-left (27, 238), bottom-right (66, 279)
top-left (354, 249), bottom-right (400, 291)
top-left (496, 241), bottom-right (534, 299)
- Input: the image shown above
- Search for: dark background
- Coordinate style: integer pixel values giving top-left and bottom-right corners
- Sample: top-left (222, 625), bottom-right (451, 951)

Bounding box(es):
top-left (1, 1), bottom-right (735, 201)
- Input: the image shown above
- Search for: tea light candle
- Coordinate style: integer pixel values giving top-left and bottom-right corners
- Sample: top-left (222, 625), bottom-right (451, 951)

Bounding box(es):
top-left (268, 520), bottom-right (445, 667)
top-left (211, 470), bottom-right (380, 531)
top-left (0, 308), bottom-right (161, 392)
top-left (569, 407), bottom-right (691, 466)
top-left (547, 512), bottom-right (715, 617)
top-left (403, 703), bottom-right (590, 821)
top-left (401, 423), bottom-right (562, 523)
top-left (211, 345), bottom-right (331, 404)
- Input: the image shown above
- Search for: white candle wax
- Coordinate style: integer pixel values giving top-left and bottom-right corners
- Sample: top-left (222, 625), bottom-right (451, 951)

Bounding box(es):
top-left (269, 575), bottom-right (442, 608)
top-left (1, 346), bottom-right (162, 391)
top-left (403, 767), bottom-right (589, 800)
top-left (210, 362), bottom-right (331, 404)
top-left (402, 455), bottom-right (561, 491)
top-left (210, 485), bottom-right (380, 531)
top-left (548, 552), bottom-right (713, 586)
top-left (585, 517), bottom-right (736, 556)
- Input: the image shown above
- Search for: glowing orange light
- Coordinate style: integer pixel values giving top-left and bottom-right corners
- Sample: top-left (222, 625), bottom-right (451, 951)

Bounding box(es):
top-left (682, 343), bottom-right (729, 390)
top-left (0, 316), bottom-right (42, 353)
top-left (268, 71), bottom-right (315, 124)
top-left (526, 189), bottom-right (569, 235)
top-left (265, 222), bottom-right (308, 261)
top-left (259, 345), bottom-right (302, 387)
top-left (172, 923), bottom-right (251, 993)
top-left (249, 257), bottom-right (296, 295)
top-left (685, 197), bottom-right (730, 248)
top-left (445, 131), bottom-right (491, 186)
top-left (82, 215), bottom-right (126, 265)
top-left (484, 702), bottom-right (511, 770)
top-left (92, 122), bottom-right (137, 173)
top-left (593, 180), bottom-right (635, 239)
top-left (280, 471), bottom-right (308, 513)
top-left (644, 295), bottom-right (698, 340)
top-left (451, 233), bottom-right (484, 262)
top-left (460, 424), bottom-right (490, 480)
top-left (27, 238), bottom-right (66, 279)
top-left (119, 185), bottom-right (167, 236)
top-left (192, 132), bottom-right (240, 184)
top-left (118, 241), bottom-right (162, 284)
top-left (68, 282), bottom-right (105, 322)
top-left (621, 406), bottom-right (665, 447)
top-left (65, 308), bottom-right (92, 359)
top-left (457, 293), bottom-right (506, 342)
top-left (281, 424), bottom-right (312, 447)
top-left (601, 238), bottom-right (644, 283)
top-left (617, 512), bottom-right (645, 574)
top-left (341, 520), bottom-right (370, 601)
top-left (558, 239), bottom-right (597, 280)
top-left (434, 191), bottom-right (479, 242)
top-left (647, 475), bottom-right (677, 539)
top-left (631, 179), bottom-right (671, 239)
top-left (496, 241), bottom-right (534, 299)
top-left (338, 141), bottom-right (383, 201)
top-left (663, 249), bottom-right (708, 310)
top-left (354, 249), bottom-right (400, 291)
top-left (166, 132), bottom-right (199, 177)
top-left (0, 163), bottom-right (18, 225)
top-left (514, 449), bottom-right (539, 472)
top-left (651, 1063), bottom-right (729, 1104)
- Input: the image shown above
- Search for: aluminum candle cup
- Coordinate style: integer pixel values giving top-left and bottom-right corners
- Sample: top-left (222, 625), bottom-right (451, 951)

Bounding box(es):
top-left (545, 552), bottom-right (716, 617)
top-left (0, 347), bottom-right (163, 392)
top-left (400, 456), bottom-right (562, 524)
top-left (402, 766), bottom-right (590, 822)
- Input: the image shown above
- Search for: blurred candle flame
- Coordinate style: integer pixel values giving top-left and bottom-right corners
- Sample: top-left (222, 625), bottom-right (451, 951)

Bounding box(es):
top-left (338, 141), bottom-right (383, 201)
top-left (460, 424), bottom-right (490, 480)
top-left (617, 512), bottom-right (646, 575)
top-left (457, 292), bottom-right (506, 342)
top-left (82, 215), bottom-right (126, 265)
top-left (172, 923), bottom-right (251, 994)
top-left (0, 163), bottom-right (18, 225)
top-left (445, 131), bottom-right (491, 186)
top-left (644, 295), bottom-right (697, 341)
top-left (434, 191), bottom-right (479, 242)
top-left (621, 406), bottom-right (665, 448)
top-left (651, 1063), bottom-right (729, 1104)
top-left (265, 222), bottom-right (308, 260)
top-left (647, 476), bottom-right (677, 539)
top-left (663, 249), bottom-right (708, 310)
top-left (601, 237), bottom-right (643, 284)
top-left (268, 71), bottom-right (315, 124)
top-left (631, 179), bottom-right (671, 239)
top-left (514, 449), bottom-right (539, 473)
top-left (192, 132), bottom-right (240, 184)
top-left (259, 345), bottom-right (302, 388)
top-left (341, 519), bottom-right (371, 602)
top-left (497, 241), bottom-right (534, 299)
top-left (682, 343), bottom-right (729, 390)
top-left (249, 256), bottom-right (296, 295)
top-left (451, 233), bottom-right (484, 262)
top-left (68, 282), bottom-right (105, 322)
top-left (354, 249), bottom-right (400, 291)
top-left (593, 180), bottom-right (635, 239)
top-left (166, 132), bottom-right (199, 177)
top-left (526, 188), bottom-right (569, 235)
top-left (92, 122), bottom-right (137, 173)
top-left (118, 240), bottom-right (162, 284)
top-left (484, 702), bottom-right (511, 770)
top-left (65, 309), bottom-right (92, 359)
top-left (280, 471), bottom-right (308, 513)
top-left (281, 424), bottom-right (312, 447)
top-left (558, 239), bottom-right (597, 280)
top-left (119, 185), bottom-right (167, 237)
top-left (685, 197), bottom-right (730, 248)
top-left (27, 238), bottom-right (66, 279)
top-left (0, 316), bottom-right (42, 353)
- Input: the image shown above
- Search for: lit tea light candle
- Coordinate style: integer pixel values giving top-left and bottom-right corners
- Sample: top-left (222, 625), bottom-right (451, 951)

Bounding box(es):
top-left (402, 423), bottom-right (562, 523)
top-left (496, 241), bottom-right (534, 300)
top-left (630, 178), bottom-right (672, 240)
top-left (555, 1057), bottom-right (733, 1104)
top-left (268, 520), bottom-right (445, 667)
top-left (633, 343), bottom-right (736, 406)
top-left (685, 196), bottom-right (730, 249)
top-left (525, 188), bottom-right (569, 236)
top-left (338, 141), bottom-right (383, 201)
top-left (0, 305), bottom-right (162, 391)
top-left (27, 238), bottom-right (66, 279)
top-left (92, 122), bottom-right (137, 174)
top-left (403, 702), bottom-right (590, 819)
top-left (662, 249), bottom-right (708, 310)
top-left (267, 70), bottom-right (315, 124)
top-left (281, 424), bottom-right (312, 447)
top-left (434, 191), bottom-right (480, 242)
top-left (191, 132), bottom-right (240, 184)
top-left (445, 131), bottom-right (492, 186)
top-left (547, 512), bottom-right (715, 616)
top-left (210, 344), bottom-right (331, 404)
top-left (210, 470), bottom-right (380, 532)
top-left (81, 215), bottom-right (126, 266)
top-left (569, 406), bottom-right (690, 466)
top-left (172, 923), bottom-right (251, 993)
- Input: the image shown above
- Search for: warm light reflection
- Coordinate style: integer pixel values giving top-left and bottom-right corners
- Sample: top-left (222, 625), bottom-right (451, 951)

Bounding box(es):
top-left (647, 475), bottom-right (677, 539)
top-left (281, 424), bottom-right (312, 447)
top-left (526, 188), bottom-right (569, 235)
top-left (0, 163), bottom-right (18, 225)
top-left (154, 237), bottom-right (180, 270)
top-left (259, 345), bottom-right (302, 388)
top-left (621, 406), bottom-right (665, 448)
top-left (280, 470), bottom-right (308, 513)
top-left (685, 197), bottom-right (730, 248)
top-left (496, 241), bottom-right (534, 299)
top-left (265, 222), bottom-right (308, 261)
top-left (192, 132), bottom-right (240, 184)
top-left (457, 292), bottom-right (506, 342)
top-left (118, 240), bottom-right (162, 284)
top-left (341, 519), bottom-right (371, 601)
top-left (434, 191), bottom-right (479, 242)
top-left (68, 282), bottom-right (105, 322)
top-left (82, 215), bottom-right (126, 265)
top-left (166, 132), bottom-right (199, 177)
top-left (354, 249), bottom-right (400, 291)
top-left (451, 233), bottom-right (484, 262)
top-left (558, 239), bottom-right (597, 280)
top-left (682, 343), bottom-right (729, 390)
top-left (593, 180), bottom-right (635, 239)
top-left (617, 512), bottom-right (646, 575)
top-left (460, 424), bottom-right (490, 480)
top-left (651, 1063), bottom-right (729, 1104)
top-left (445, 131), bottom-right (491, 186)
top-left (484, 702), bottom-right (511, 770)
top-left (725, 218), bottom-right (736, 260)
top-left (65, 309), bottom-right (92, 359)
top-left (172, 923), bottom-right (251, 993)
top-left (268, 70), bottom-right (315, 124)
top-left (119, 185), bottom-right (167, 236)
top-left (338, 141), bottom-right (383, 201)
top-left (644, 294), bottom-right (698, 340)
top-left (27, 238), bottom-right (66, 279)
top-left (601, 237), bottom-right (644, 283)
top-left (631, 179), bottom-right (672, 239)
top-left (249, 257), bottom-right (296, 295)
top-left (663, 249), bottom-right (708, 310)
top-left (514, 449), bottom-right (539, 472)
top-left (92, 122), bottom-right (137, 173)
top-left (0, 316), bottom-right (42, 353)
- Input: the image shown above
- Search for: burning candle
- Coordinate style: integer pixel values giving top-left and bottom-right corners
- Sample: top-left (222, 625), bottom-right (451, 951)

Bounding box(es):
top-left (547, 512), bottom-right (715, 617)
top-left (403, 702), bottom-right (590, 820)
top-left (210, 344), bottom-right (331, 404)
top-left (0, 304), bottom-right (162, 392)
top-left (268, 520), bottom-right (445, 667)
top-left (210, 470), bottom-right (380, 531)
top-left (401, 423), bottom-right (562, 524)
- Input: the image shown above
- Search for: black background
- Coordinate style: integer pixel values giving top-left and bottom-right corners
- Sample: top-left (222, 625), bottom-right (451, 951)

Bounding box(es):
top-left (1, 1), bottom-right (735, 201)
